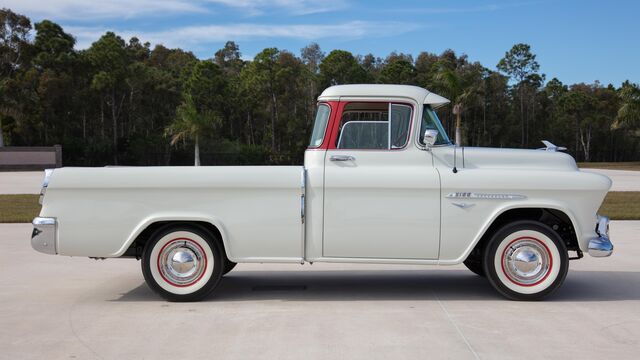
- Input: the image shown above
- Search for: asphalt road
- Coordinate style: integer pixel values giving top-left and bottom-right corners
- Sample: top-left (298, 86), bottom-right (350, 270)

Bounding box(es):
top-left (2, 222), bottom-right (639, 360)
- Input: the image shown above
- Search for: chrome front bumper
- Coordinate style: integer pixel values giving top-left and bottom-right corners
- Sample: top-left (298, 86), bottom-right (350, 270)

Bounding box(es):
top-left (588, 215), bottom-right (613, 257)
top-left (31, 217), bottom-right (57, 255)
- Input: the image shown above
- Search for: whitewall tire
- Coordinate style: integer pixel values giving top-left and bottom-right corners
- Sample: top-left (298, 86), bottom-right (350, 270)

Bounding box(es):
top-left (142, 225), bottom-right (224, 302)
top-left (483, 221), bottom-right (568, 300)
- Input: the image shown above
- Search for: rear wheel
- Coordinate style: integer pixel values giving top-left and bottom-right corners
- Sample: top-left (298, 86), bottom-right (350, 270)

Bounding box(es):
top-left (142, 225), bottom-right (224, 302)
top-left (483, 220), bottom-right (568, 301)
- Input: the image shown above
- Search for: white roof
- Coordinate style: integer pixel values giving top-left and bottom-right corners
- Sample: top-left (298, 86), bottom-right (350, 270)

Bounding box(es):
top-left (318, 84), bottom-right (450, 108)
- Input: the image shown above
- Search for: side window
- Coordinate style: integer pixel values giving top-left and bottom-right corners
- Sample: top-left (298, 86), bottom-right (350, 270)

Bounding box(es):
top-left (336, 102), bottom-right (412, 149)
top-left (390, 104), bottom-right (411, 148)
top-left (308, 103), bottom-right (331, 148)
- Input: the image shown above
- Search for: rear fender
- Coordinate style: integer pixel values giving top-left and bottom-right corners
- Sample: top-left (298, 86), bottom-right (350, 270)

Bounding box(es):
top-left (114, 213), bottom-right (230, 259)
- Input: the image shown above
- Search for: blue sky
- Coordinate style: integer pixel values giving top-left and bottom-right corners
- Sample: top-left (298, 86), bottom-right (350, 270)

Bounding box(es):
top-left (6, 0), bottom-right (638, 85)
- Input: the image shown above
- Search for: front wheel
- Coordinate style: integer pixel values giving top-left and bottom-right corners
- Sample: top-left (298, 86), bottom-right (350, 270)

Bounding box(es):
top-left (483, 221), bottom-right (569, 301)
top-left (142, 225), bottom-right (224, 302)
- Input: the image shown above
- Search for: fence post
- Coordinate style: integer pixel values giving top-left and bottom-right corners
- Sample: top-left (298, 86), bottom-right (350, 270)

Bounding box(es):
top-left (54, 145), bottom-right (62, 168)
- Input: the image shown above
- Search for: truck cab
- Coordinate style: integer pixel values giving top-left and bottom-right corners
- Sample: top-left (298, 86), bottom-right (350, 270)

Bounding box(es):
top-left (304, 85), bottom-right (449, 262)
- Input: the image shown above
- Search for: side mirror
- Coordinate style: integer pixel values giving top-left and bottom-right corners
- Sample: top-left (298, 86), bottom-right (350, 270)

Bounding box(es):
top-left (423, 129), bottom-right (438, 147)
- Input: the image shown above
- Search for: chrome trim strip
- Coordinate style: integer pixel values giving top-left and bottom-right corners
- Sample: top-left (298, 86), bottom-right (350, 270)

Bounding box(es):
top-left (32, 217), bottom-right (55, 226)
top-left (451, 202), bottom-right (475, 209)
top-left (39, 169), bottom-right (54, 205)
top-left (300, 169), bottom-right (307, 264)
top-left (446, 192), bottom-right (526, 200)
top-left (31, 216), bottom-right (57, 255)
top-left (388, 103), bottom-right (392, 149)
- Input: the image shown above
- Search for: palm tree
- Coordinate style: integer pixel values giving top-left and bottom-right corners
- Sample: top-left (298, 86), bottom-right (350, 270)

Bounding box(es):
top-left (434, 66), bottom-right (480, 145)
top-left (613, 81), bottom-right (640, 131)
top-left (165, 94), bottom-right (219, 166)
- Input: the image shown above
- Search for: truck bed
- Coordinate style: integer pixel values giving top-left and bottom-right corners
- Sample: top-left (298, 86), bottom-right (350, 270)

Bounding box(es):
top-left (41, 166), bottom-right (305, 260)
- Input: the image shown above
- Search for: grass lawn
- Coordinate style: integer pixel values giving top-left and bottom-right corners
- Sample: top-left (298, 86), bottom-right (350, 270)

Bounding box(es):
top-left (1, 192), bottom-right (639, 223)
top-left (579, 162), bottom-right (640, 171)
top-left (0, 194), bottom-right (40, 223)
top-left (597, 191), bottom-right (640, 220)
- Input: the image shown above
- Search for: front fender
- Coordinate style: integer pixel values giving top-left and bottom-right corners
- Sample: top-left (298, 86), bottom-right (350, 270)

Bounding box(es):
top-left (437, 168), bottom-right (608, 264)
top-left (439, 201), bottom-right (584, 265)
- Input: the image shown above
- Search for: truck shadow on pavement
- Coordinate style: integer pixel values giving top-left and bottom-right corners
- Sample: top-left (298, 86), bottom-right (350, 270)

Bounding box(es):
top-left (115, 269), bottom-right (640, 302)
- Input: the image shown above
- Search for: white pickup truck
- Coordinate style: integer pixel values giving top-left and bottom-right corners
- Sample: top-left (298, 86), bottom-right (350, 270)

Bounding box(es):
top-left (32, 84), bottom-right (613, 301)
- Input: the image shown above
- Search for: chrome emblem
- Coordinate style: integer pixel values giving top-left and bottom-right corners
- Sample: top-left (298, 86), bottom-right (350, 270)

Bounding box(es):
top-left (446, 192), bottom-right (526, 200)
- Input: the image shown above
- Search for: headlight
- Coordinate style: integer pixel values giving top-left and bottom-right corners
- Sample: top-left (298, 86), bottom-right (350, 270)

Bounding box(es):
top-left (39, 169), bottom-right (54, 205)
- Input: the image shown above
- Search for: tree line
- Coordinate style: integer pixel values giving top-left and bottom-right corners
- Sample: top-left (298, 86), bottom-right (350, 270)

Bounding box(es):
top-left (1, 8), bottom-right (638, 166)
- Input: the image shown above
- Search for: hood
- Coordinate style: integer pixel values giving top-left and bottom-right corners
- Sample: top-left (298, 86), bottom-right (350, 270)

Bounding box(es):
top-left (458, 147), bottom-right (578, 171)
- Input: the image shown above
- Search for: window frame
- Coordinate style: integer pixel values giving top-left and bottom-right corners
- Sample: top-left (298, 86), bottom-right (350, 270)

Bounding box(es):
top-left (331, 101), bottom-right (414, 151)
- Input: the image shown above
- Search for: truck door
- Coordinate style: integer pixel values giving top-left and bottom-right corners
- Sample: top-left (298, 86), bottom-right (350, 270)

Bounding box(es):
top-left (323, 101), bottom-right (441, 260)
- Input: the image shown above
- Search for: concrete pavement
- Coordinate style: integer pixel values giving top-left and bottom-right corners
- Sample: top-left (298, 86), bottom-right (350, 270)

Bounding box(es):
top-left (2, 222), bottom-right (639, 360)
top-left (0, 171), bottom-right (44, 194)
top-left (582, 169), bottom-right (640, 191)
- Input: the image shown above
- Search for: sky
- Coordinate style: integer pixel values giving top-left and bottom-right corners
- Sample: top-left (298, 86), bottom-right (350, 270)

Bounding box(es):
top-left (4, 0), bottom-right (638, 86)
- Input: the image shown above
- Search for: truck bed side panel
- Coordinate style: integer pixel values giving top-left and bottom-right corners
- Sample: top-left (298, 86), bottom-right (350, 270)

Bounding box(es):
top-left (40, 166), bottom-right (303, 260)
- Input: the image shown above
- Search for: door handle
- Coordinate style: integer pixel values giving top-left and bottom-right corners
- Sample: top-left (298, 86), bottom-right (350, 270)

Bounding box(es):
top-left (330, 155), bottom-right (356, 162)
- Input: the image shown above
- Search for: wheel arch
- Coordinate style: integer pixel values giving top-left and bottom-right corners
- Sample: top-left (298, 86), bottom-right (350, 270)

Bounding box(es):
top-left (115, 214), bottom-right (232, 260)
top-left (456, 204), bottom-right (580, 264)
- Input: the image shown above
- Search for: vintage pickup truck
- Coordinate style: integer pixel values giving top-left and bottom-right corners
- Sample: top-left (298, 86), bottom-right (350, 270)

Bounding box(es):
top-left (32, 84), bottom-right (614, 301)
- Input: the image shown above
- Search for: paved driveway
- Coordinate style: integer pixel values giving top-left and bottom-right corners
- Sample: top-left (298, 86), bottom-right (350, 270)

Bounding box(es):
top-left (2, 222), bottom-right (639, 359)
top-left (582, 169), bottom-right (640, 191)
top-left (0, 171), bottom-right (44, 194)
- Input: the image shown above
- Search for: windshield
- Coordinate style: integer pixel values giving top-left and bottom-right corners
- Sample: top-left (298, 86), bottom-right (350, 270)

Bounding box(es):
top-left (419, 105), bottom-right (451, 146)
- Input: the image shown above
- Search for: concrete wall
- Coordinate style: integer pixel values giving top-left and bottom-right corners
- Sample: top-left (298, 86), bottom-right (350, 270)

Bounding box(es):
top-left (0, 145), bottom-right (62, 171)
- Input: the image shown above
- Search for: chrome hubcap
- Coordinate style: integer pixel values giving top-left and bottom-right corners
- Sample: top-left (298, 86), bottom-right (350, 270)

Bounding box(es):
top-left (503, 238), bottom-right (551, 286)
top-left (159, 240), bottom-right (206, 286)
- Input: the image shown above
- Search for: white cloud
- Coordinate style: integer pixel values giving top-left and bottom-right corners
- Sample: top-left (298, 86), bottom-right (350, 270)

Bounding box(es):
top-left (389, 2), bottom-right (537, 15)
top-left (204, 0), bottom-right (348, 16)
top-left (3, 0), bottom-right (347, 21)
top-left (405, 4), bottom-right (501, 14)
top-left (3, 0), bottom-right (208, 20)
top-left (62, 26), bottom-right (135, 49)
top-left (68, 21), bottom-right (421, 51)
top-left (148, 21), bottom-right (419, 44)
